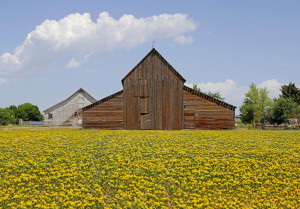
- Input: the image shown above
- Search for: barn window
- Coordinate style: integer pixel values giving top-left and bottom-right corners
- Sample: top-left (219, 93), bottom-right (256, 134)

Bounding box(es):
top-left (48, 113), bottom-right (53, 119)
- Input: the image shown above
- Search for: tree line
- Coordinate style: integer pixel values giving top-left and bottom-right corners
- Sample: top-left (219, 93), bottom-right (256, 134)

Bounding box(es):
top-left (0, 103), bottom-right (44, 126)
top-left (192, 82), bottom-right (300, 125)
top-left (240, 82), bottom-right (300, 125)
top-left (1, 83), bottom-right (298, 126)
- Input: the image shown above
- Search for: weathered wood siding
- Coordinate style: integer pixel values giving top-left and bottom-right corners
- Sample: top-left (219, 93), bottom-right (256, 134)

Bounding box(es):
top-left (81, 49), bottom-right (236, 130)
top-left (82, 93), bottom-right (123, 129)
top-left (44, 90), bottom-right (96, 126)
top-left (123, 51), bottom-right (184, 130)
top-left (183, 90), bottom-right (235, 130)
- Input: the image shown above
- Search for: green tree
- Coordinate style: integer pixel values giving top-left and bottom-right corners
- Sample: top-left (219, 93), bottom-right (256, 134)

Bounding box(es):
top-left (240, 83), bottom-right (259, 123)
top-left (289, 105), bottom-right (300, 119)
top-left (17, 103), bottom-right (44, 121)
top-left (192, 83), bottom-right (201, 92)
top-left (207, 92), bottom-right (224, 101)
top-left (240, 104), bottom-right (254, 124)
top-left (279, 82), bottom-right (300, 105)
top-left (271, 97), bottom-right (296, 124)
top-left (259, 87), bottom-right (273, 124)
top-left (240, 83), bottom-right (272, 124)
top-left (8, 105), bottom-right (19, 124)
top-left (0, 108), bottom-right (16, 125)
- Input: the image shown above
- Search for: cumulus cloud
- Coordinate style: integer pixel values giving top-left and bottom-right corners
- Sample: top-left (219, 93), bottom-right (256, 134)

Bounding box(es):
top-left (0, 78), bottom-right (6, 86)
top-left (258, 79), bottom-right (283, 99)
top-left (186, 79), bottom-right (285, 114)
top-left (0, 12), bottom-right (196, 79)
top-left (65, 54), bottom-right (90, 69)
top-left (186, 79), bottom-right (247, 108)
top-left (65, 58), bottom-right (81, 69)
top-left (173, 35), bottom-right (194, 44)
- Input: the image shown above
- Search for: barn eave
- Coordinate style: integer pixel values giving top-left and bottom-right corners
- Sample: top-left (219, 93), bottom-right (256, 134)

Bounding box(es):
top-left (82, 90), bottom-right (123, 111)
top-left (183, 85), bottom-right (236, 111)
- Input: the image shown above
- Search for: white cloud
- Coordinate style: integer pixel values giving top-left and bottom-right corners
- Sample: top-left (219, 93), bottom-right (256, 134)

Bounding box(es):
top-left (173, 35), bottom-right (194, 44)
top-left (65, 54), bottom-right (90, 69)
top-left (0, 12), bottom-right (196, 80)
top-left (65, 58), bottom-right (81, 69)
top-left (0, 78), bottom-right (6, 86)
top-left (258, 79), bottom-right (283, 99)
top-left (186, 79), bottom-right (285, 114)
top-left (186, 79), bottom-right (248, 109)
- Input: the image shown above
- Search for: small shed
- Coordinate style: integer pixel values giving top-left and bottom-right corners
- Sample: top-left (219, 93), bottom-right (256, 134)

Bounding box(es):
top-left (44, 88), bottom-right (96, 126)
top-left (82, 49), bottom-right (236, 130)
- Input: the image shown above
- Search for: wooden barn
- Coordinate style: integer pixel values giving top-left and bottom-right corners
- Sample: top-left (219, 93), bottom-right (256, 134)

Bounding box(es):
top-left (82, 49), bottom-right (236, 130)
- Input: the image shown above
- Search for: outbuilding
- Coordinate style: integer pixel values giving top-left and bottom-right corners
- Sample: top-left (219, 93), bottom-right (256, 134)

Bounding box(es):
top-left (44, 88), bottom-right (96, 126)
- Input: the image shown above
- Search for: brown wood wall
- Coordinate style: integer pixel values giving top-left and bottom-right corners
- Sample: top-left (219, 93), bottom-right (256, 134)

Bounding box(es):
top-left (123, 52), bottom-right (184, 130)
top-left (183, 90), bottom-right (235, 130)
top-left (82, 93), bottom-right (123, 129)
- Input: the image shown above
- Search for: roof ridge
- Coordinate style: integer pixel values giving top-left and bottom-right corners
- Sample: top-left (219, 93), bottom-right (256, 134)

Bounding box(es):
top-left (121, 48), bottom-right (186, 84)
top-left (78, 88), bottom-right (97, 102)
top-left (183, 85), bottom-right (236, 111)
top-left (43, 88), bottom-right (96, 113)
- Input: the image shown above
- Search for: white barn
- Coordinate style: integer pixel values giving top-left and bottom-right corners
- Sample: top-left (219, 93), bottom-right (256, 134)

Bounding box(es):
top-left (43, 88), bottom-right (96, 126)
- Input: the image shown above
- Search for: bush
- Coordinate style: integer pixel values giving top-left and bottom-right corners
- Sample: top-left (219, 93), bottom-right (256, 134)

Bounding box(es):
top-left (0, 108), bottom-right (16, 125)
top-left (271, 98), bottom-right (296, 124)
top-left (17, 103), bottom-right (44, 121)
top-left (247, 124), bottom-right (254, 130)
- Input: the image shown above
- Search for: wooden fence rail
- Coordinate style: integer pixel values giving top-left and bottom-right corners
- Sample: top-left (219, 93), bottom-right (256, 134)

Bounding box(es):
top-left (255, 123), bottom-right (300, 130)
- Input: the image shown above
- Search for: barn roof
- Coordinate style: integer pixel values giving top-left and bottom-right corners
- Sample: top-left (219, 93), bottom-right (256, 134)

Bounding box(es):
top-left (183, 85), bottom-right (236, 111)
top-left (121, 48), bottom-right (186, 85)
top-left (44, 88), bottom-right (97, 113)
top-left (82, 90), bottom-right (123, 111)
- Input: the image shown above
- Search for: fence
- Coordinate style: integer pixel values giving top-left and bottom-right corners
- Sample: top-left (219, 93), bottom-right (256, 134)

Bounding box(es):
top-left (19, 119), bottom-right (45, 126)
top-left (255, 123), bottom-right (300, 130)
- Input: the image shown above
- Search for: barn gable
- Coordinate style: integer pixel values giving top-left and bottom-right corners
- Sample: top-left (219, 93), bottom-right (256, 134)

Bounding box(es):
top-left (122, 48), bottom-right (185, 130)
top-left (121, 48), bottom-right (186, 84)
top-left (44, 88), bottom-right (97, 126)
top-left (44, 88), bottom-right (96, 113)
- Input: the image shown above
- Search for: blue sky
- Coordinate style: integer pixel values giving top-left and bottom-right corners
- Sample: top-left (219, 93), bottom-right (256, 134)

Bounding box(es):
top-left (1, 0), bottom-right (299, 114)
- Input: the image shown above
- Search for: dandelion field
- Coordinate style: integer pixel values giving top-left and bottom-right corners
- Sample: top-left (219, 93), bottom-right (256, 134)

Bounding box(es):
top-left (0, 130), bottom-right (299, 208)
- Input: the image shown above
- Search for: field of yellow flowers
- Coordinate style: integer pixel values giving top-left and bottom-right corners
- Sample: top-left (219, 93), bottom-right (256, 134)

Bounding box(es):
top-left (0, 130), bottom-right (299, 208)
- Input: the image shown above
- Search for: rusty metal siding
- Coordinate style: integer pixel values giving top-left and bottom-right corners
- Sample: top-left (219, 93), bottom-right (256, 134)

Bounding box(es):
top-left (123, 51), bottom-right (184, 130)
top-left (183, 90), bottom-right (235, 130)
top-left (82, 93), bottom-right (123, 129)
